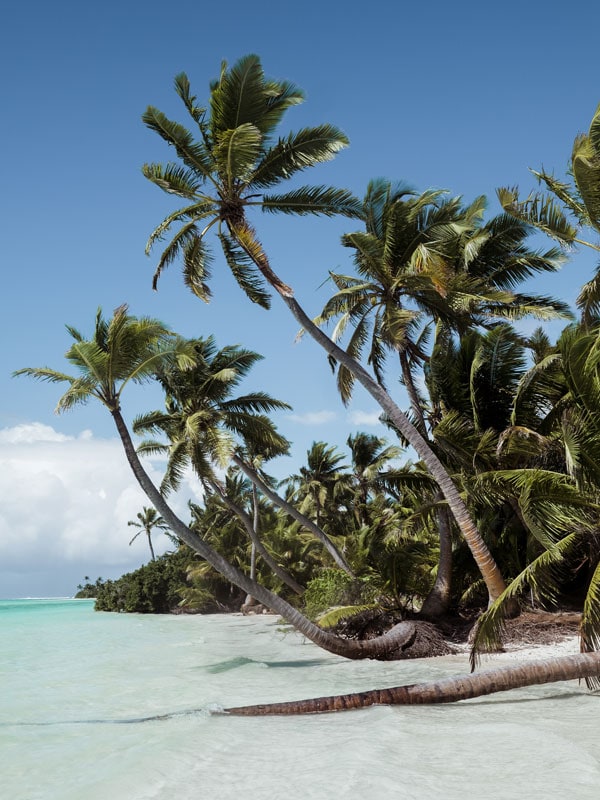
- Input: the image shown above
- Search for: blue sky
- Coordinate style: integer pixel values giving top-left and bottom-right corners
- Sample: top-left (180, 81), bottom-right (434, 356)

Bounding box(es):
top-left (1, 0), bottom-right (599, 596)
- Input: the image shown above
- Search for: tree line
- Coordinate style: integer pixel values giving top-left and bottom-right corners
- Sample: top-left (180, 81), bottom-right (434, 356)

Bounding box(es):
top-left (19, 54), bottom-right (600, 711)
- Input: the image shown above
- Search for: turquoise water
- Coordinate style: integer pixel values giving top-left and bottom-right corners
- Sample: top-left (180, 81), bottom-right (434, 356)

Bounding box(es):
top-left (2, 599), bottom-right (599, 799)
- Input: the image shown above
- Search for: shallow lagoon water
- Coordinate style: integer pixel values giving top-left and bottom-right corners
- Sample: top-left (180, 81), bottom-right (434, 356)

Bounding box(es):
top-left (2, 599), bottom-right (599, 799)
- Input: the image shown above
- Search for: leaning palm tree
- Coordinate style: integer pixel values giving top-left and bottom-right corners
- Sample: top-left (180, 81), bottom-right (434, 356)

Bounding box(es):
top-left (223, 651), bottom-right (600, 715)
top-left (127, 506), bottom-right (173, 561)
top-left (15, 306), bottom-right (424, 661)
top-left (18, 307), bottom-right (600, 707)
top-left (134, 336), bottom-right (352, 574)
top-left (143, 55), bottom-right (510, 605)
top-left (317, 179), bottom-right (568, 414)
top-left (316, 181), bottom-right (568, 613)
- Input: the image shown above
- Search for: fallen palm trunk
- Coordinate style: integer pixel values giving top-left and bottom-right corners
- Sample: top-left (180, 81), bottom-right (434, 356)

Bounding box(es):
top-left (223, 651), bottom-right (600, 715)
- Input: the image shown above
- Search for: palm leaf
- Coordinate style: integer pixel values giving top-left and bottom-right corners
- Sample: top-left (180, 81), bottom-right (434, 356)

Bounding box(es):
top-left (182, 235), bottom-right (213, 302)
top-left (141, 162), bottom-right (202, 199)
top-left (531, 168), bottom-right (588, 223)
top-left (151, 219), bottom-right (201, 290)
top-left (316, 604), bottom-right (377, 628)
top-left (261, 186), bottom-right (363, 217)
top-left (173, 72), bottom-right (206, 125)
top-left (215, 123), bottom-right (262, 185)
top-left (497, 186), bottom-right (578, 247)
top-left (218, 233), bottom-right (271, 308)
top-left (210, 54), bottom-right (272, 135)
top-left (572, 133), bottom-right (600, 234)
top-left (470, 530), bottom-right (585, 667)
top-left (251, 125), bottom-right (350, 188)
top-left (142, 107), bottom-right (214, 181)
top-left (581, 559), bottom-right (600, 686)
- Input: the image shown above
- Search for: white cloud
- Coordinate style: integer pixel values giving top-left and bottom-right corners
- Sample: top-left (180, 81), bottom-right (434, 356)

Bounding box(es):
top-left (0, 423), bottom-right (200, 597)
top-left (0, 422), bottom-right (73, 444)
top-left (347, 410), bottom-right (383, 427)
top-left (288, 410), bottom-right (337, 425)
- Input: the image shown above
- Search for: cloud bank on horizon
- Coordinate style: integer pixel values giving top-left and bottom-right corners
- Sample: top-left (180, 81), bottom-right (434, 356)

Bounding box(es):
top-left (0, 423), bottom-right (200, 598)
top-left (0, 406), bottom-right (393, 597)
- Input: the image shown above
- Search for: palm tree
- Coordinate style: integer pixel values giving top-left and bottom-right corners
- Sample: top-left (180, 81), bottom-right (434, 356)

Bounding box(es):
top-left (317, 180), bottom-right (568, 410)
top-left (224, 651), bottom-right (600, 715)
top-left (133, 335), bottom-right (352, 574)
top-left (142, 54), bottom-right (361, 306)
top-left (287, 441), bottom-right (351, 531)
top-left (127, 506), bottom-right (173, 561)
top-left (143, 56), bottom-right (515, 605)
top-left (468, 323), bottom-right (600, 659)
top-left (16, 306), bottom-right (426, 661)
top-left (346, 432), bottom-right (403, 528)
top-left (498, 101), bottom-right (600, 323)
top-left (316, 182), bottom-right (567, 613)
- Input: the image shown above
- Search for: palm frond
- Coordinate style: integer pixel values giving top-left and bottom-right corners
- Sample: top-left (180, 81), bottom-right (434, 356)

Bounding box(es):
top-left (210, 54), bottom-right (275, 135)
top-left (261, 186), bottom-right (363, 218)
top-left (316, 604), bottom-right (377, 628)
top-left (572, 132), bottom-right (600, 234)
top-left (173, 72), bottom-right (206, 125)
top-left (218, 232), bottom-right (271, 308)
top-left (581, 559), bottom-right (600, 686)
top-left (470, 530), bottom-right (584, 668)
top-left (151, 219), bottom-right (201, 290)
top-left (142, 107), bottom-right (214, 181)
top-left (531, 168), bottom-right (587, 222)
top-left (497, 186), bottom-right (578, 247)
top-left (251, 125), bottom-right (350, 188)
top-left (141, 162), bottom-right (202, 199)
top-left (215, 123), bottom-right (262, 185)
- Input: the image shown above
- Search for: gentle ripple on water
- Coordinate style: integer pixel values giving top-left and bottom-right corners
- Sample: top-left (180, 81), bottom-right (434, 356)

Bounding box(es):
top-left (1, 599), bottom-right (599, 799)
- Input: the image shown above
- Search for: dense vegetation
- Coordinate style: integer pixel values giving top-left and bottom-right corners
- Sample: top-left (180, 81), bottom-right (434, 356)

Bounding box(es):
top-left (22, 55), bottom-right (600, 706)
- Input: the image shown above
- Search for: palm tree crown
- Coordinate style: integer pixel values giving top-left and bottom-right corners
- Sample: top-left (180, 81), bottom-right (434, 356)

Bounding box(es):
top-left (128, 506), bottom-right (173, 561)
top-left (143, 53), bottom-right (362, 306)
top-left (317, 179), bottom-right (570, 404)
top-left (14, 305), bottom-right (192, 413)
top-left (133, 336), bottom-right (291, 494)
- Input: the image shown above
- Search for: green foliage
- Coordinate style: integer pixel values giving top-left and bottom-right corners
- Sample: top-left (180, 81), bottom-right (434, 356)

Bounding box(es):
top-left (94, 549), bottom-right (197, 613)
top-left (144, 53), bottom-right (361, 303)
top-left (303, 568), bottom-right (380, 621)
top-left (74, 577), bottom-right (103, 598)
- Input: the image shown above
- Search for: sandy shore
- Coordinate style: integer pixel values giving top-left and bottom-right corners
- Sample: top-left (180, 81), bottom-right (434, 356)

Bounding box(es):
top-left (454, 634), bottom-right (581, 665)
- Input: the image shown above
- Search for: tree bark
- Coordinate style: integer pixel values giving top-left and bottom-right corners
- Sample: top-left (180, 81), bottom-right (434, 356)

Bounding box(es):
top-left (244, 485), bottom-right (259, 607)
top-left (420, 496), bottom-right (453, 617)
top-left (223, 651), bottom-right (600, 715)
top-left (111, 407), bottom-right (421, 660)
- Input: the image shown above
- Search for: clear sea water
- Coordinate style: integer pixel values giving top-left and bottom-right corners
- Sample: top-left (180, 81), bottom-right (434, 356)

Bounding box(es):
top-left (2, 598), bottom-right (599, 800)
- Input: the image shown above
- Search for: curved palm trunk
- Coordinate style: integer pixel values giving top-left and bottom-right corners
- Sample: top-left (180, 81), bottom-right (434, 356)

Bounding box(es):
top-left (224, 651), bottom-right (600, 715)
top-left (397, 355), bottom-right (453, 616)
top-left (285, 295), bottom-right (506, 604)
top-left (231, 219), bottom-right (506, 604)
top-left (420, 497), bottom-right (453, 618)
top-left (111, 408), bottom-right (417, 660)
top-left (232, 454), bottom-right (354, 576)
top-left (245, 485), bottom-right (259, 607)
top-left (206, 477), bottom-right (305, 596)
